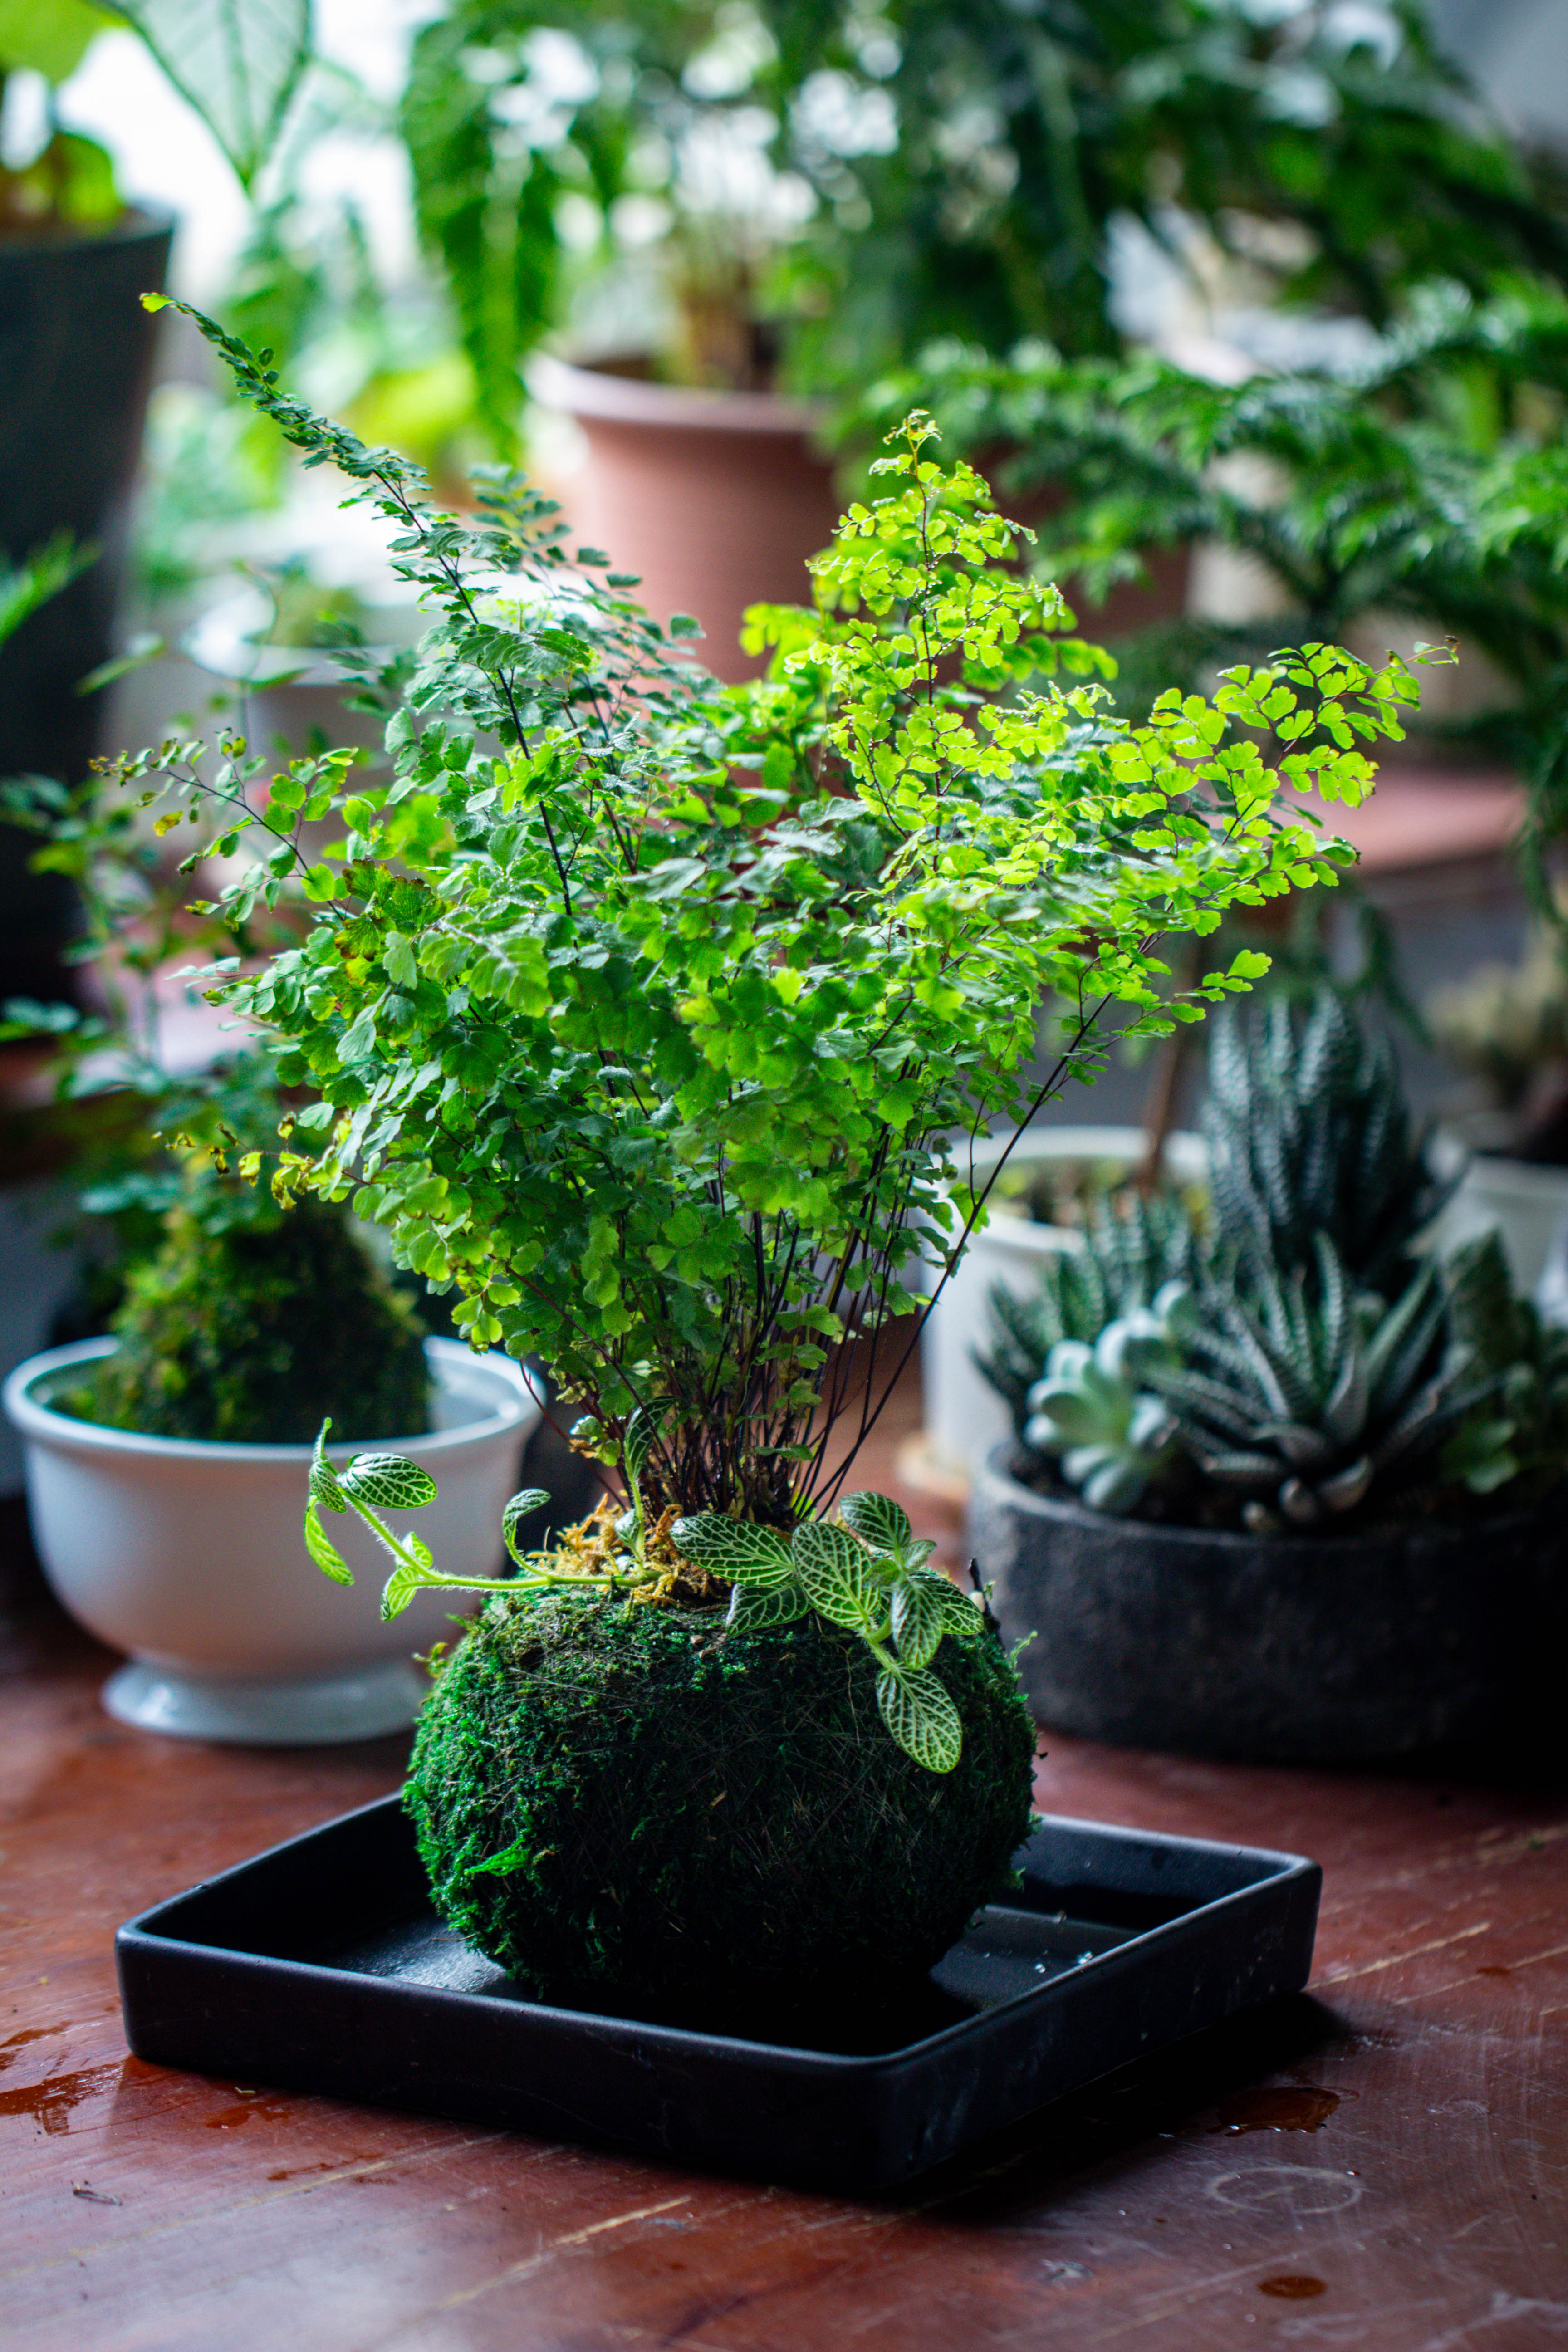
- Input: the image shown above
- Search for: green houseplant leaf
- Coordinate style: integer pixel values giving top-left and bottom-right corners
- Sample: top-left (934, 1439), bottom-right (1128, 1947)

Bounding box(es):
top-left (875, 1666), bottom-right (964, 1774)
top-left (791, 1521), bottom-right (886, 1631)
top-left (303, 1501), bottom-right (351, 1586)
top-left (889, 1573), bottom-right (950, 1671)
top-left (501, 1486), bottom-right (551, 1568)
top-left (105, 0), bottom-right (311, 189)
top-left (670, 1515), bottom-right (796, 1589)
top-left (338, 1455), bottom-right (439, 1511)
top-left (0, 0), bottom-right (113, 83)
top-left (725, 1582), bottom-right (809, 1632)
top-left (837, 1492), bottom-right (912, 1554)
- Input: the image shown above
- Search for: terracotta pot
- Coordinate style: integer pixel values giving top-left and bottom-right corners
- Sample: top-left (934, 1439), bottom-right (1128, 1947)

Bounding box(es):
top-left (529, 358), bottom-right (1191, 681)
top-left (530, 355), bottom-right (841, 684)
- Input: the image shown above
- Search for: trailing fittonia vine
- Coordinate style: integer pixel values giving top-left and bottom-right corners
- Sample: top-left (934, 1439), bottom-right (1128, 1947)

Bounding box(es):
top-left (304, 1416), bottom-right (984, 1770)
top-left (129, 295), bottom-right (1428, 1768)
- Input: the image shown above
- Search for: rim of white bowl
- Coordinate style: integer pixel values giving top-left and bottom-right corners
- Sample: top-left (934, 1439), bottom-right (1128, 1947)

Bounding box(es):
top-left (2, 1335), bottom-right (540, 1465)
top-left (966, 1123), bottom-right (1206, 1177)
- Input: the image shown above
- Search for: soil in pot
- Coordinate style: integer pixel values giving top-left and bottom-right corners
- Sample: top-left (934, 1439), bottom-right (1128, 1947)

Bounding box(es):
top-left (408, 1583), bottom-right (1036, 2033)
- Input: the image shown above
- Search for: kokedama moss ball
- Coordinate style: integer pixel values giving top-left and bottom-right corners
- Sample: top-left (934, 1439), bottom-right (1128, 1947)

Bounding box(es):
top-left (407, 1586), bottom-right (1037, 2027)
top-left (91, 1196), bottom-right (430, 1445)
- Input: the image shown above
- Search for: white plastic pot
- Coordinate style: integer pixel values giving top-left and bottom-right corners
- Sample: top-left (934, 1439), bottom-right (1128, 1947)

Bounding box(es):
top-left (3, 1336), bottom-right (542, 1744)
top-left (1424, 1135), bottom-right (1568, 1299)
top-left (920, 1126), bottom-right (1206, 1483)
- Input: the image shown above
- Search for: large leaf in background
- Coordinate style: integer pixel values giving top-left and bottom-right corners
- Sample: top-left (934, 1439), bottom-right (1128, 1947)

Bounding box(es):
top-left (104, 0), bottom-right (311, 189)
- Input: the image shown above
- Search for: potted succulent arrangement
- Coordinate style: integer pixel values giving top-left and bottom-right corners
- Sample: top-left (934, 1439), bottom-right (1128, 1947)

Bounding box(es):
top-left (970, 986), bottom-right (1568, 1762)
top-left (116, 290), bottom-right (1423, 2025)
top-left (0, 745), bottom-right (540, 1744)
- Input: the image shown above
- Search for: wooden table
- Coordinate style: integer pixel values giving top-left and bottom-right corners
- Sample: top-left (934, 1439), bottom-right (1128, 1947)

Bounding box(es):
top-left (4, 1387), bottom-right (1567, 2352)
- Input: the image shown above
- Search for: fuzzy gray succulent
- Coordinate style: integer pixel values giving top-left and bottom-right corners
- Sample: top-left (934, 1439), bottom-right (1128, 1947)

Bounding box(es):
top-left (976, 1189), bottom-right (1203, 1436)
top-left (1022, 1286), bottom-right (1189, 1514)
top-left (1204, 989), bottom-right (1452, 1292)
top-left (1149, 1237), bottom-right (1478, 1531)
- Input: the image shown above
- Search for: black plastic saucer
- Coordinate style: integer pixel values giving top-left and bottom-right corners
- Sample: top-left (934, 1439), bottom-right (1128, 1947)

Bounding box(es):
top-left (116, 1795), bottom-right (1319, 2190)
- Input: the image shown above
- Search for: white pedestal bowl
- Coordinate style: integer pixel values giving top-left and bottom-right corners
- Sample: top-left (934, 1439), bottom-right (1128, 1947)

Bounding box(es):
top-left (3, 1336), bottom-right (542, 1744)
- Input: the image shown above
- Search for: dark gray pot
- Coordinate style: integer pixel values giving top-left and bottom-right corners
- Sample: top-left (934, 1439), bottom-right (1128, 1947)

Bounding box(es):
top-left (968, 1446), bottom-right (1563, 1762)
top-left (0, 211), bottom-right (172, 994)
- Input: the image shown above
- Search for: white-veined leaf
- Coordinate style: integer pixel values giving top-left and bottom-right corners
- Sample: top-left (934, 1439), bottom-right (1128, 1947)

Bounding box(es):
top-left (876, 1666), bottom-right (963, 1773)
top-left (725, 1579), bottom-right (809, 1632)
top-left (889, 1574), bottom-right (946, 1669)
top-left (380, 1561), bottom-right (426, 1622)
top-left (106, 0), bottom-right (311, 190)
top-left (309, 1419), bottom-right (346, 1513)
top-left (340, 1454), bottom-right (439, 1510)
top-left (792, 1519), bottom-right (884, 1629)
top-left (670, 1514), bottom-right (796, 1588)
top-left (837, 1491), bottom-right (912, 1553)
top-left (501, 1486), bottom-right (550, 1565)
top-left (928, 1573), bottom-right (987, 1638)
top-left (304, 1503), bottom-right (353, 1586)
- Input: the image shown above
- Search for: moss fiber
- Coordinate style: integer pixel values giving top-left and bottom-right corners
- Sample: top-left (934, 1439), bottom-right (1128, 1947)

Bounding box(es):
top-left (407, 1587), bottom-right (1037, 2029)
top-left (92, 1197), bottom-right (430, 1445)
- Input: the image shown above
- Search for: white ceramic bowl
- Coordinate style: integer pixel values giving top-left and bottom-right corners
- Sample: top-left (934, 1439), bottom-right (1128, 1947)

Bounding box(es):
top-left (3, 1337), bottom-right (542, 1744)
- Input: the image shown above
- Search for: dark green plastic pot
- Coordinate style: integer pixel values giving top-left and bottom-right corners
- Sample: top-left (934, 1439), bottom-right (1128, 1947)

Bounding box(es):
top-left (0, 211), bottom-right (172, 994)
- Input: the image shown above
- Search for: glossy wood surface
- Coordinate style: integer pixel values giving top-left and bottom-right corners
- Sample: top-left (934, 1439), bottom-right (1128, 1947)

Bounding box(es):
top-left (3, 1377), bottom-right (1566, 2352)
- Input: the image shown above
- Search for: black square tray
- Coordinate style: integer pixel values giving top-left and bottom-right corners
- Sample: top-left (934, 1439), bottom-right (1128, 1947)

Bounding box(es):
top-left (116, 1795), bottom-right (1320, 2191)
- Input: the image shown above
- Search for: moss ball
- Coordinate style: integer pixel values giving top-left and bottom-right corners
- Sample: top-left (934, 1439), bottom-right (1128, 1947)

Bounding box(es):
top-left (91, 1196), bottom-right (430, 1445)
top-left (407, 1587), bottom-right (1037, 2029)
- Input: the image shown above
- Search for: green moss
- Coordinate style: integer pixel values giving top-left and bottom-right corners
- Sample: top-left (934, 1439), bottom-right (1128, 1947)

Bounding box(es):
top-left (86, 1196), bottom-right (430, 1444)
top-left (407, 1586), bottom-right (1037, 2029)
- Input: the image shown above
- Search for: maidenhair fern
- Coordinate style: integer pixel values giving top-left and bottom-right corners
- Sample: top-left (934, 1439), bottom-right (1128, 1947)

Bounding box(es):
top-left (116, 300), bottom-right (1431, 1764)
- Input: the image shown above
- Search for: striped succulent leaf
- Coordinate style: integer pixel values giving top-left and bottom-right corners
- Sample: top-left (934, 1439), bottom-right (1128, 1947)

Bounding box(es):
top-left (1202, 988), bottom-right (1454, 1290)
top-left (1151, 1237), bottom-right (1461, 1530)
